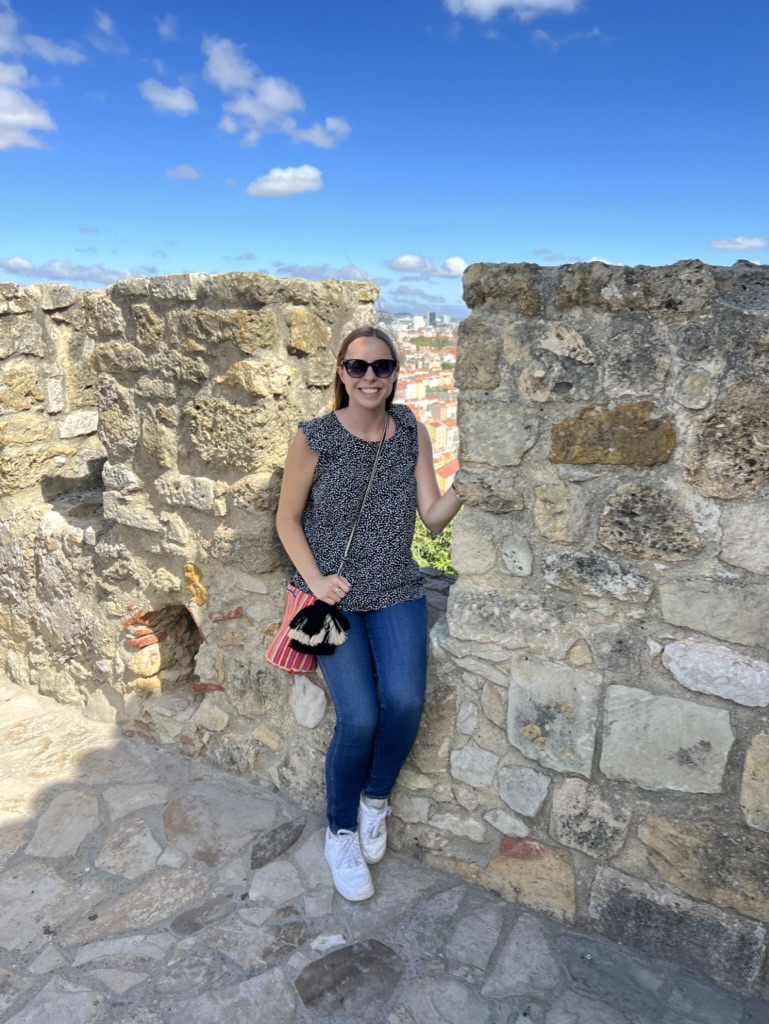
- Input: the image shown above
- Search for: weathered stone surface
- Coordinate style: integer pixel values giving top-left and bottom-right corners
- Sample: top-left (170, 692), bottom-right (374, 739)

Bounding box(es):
top-left (538, 321), bottom-right (595, 364)
top-left (534, 483), bottom-right (589, 543)
top-left (26, 790), bottom-right (100, 858)
top-left (92, 341), bottom-right (148, 372)
top-left (0, 861), bottom-right (104, 953)
top-left (446, 904), bottom-right (505, 970)
top-left (603, 332), bottom-right (670, 398)
top-left (686, 388), bottom-right (769, 498)
top-left (391, 975), bottom-right (493, 1024)
top-left (500, 530), bottom-right (533, 576)
top-left (482, 912), bottom-right (562, 996)
top-left (248, 858), bottom-right (305, 903)
top-left (59, 410), bottom-right (99, 438)
top-left (155, 472), bottom-right (215, 510)
top-left (600, 686), bottom-right (733, 793)
top-left (661, 638), bottom-right (769, 707)
top-left (204, 919), bottom-right (308, 968)
top-left (589, 867), bottom-right (768, 993)
top-left (289, 675), bottom-right (327, 729)
top-left (72, 933), bottom-right (175, 968)
top-left (0, 362), bottom-right (45, 411)
top-left (0, 968), bottom-right (31, 1014)
top-left (719, 501), bottom-right (769, 575)
top-left (103, 492), bottom-right (165, 532)
top-left (166, 969), bottom-right (296, 1024)
top-left (459, 398), bottom-right (538, 467)
top-left (429, 809), bottom-right (486, 842)
top-left (508, 655), bottom-right (601, 777)
top-left (391, 792), bottom-right (430, 823)
top-left (545, 991), bottom-right (632, 1024)
top-left (170, 895), bottom-right (236, 936)
top-left (94, 817), bottom-right (162, 879)
top-left (455, 315), bottom-right (501, 389)
top-left (295, 940), bottom-right (404, 1018)
top-left (658, 580), bottom-right (769, 648)
top-left (450, 744), bottom-right (499, 789)
top-left (90, 967), bottom-right (149, 994)
top-left (463, 261), bottom-right (544, 315)
top-left (543, 552), bottom-right (653, 603)
top-left (551, 402), bottom-right (675, 466)
top-left (452, 468), bottom-right (524, 513)
top-left (550, 778), bottom-right (630, 859)
top-left (483, 808), bottom-right (529, 837)
top-left (250, 817), bottom-right (306, 869)
top-left (741, 733), bottom-right (769, 833)
top-left (193, 695), bottom-right (230, 732)
top-left (496, 766), bottom-right (549, 819)
top-left (599, 484), bottom-right (702, 560)
top-left (675, 366), bottom-right (715, 409)
top-left (0, 313), bottom-right (45, 358)
top-left (217, 356), bottom-right (292, 397)
top-left (638, 816), bottom-right (769, 921)
top-left (5, 977), bottom-right (107, 1024)
top-left (451, 513), bottom-right (498, 575)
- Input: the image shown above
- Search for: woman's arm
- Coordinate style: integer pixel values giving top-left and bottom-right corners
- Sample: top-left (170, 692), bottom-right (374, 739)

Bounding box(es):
top-left (275, 430), bottom-right (351, 604)
top-left (414, 421), bottom-right (463, 534)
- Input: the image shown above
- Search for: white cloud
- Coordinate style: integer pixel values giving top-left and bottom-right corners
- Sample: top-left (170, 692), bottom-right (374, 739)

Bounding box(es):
top-left (139, 78), bottom-right (198, 115)
top-left (202, 36), bottom-right (350, 148)
top-left (246, 165), bottom-right (322, 197)
top-left (532, 26), bottom-right (606, 48)
top-left (166, 163), bottom-right (201, 179)
top-left (444, 0), bottom-right (581, 22)
top-left (0, 3), bottom-right (84, 63)
top-left (89, 9), bottom-right (128, 54)
top-left (709, 236), bottom-right (768, 251)
top-left (0, 255), bottom-right (138, 285)
top-left (157, 15), bottom-right (178, 41)
top-left (0, 60), bottom-right (55, 149)
top-left (388, 254), bottom-right (468, 278)
top-left (588, 256), bottom-right (626, 265)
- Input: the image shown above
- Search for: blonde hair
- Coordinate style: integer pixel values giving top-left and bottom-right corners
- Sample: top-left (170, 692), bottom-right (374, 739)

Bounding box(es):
top-left (333, 326), bottom-right (399, 411)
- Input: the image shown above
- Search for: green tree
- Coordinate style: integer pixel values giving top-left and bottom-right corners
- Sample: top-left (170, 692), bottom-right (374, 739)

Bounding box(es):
top-left (411, 515), bottom-right (458, 573)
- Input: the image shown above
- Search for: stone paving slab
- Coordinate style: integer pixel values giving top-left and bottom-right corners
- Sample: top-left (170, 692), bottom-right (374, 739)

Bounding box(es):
top-left (0, 677), bottom-right (766, 1024)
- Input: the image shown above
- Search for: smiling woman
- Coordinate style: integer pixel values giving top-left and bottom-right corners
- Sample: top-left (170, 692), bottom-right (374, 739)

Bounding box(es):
top-left (275, 324), bottom-right (463, 902)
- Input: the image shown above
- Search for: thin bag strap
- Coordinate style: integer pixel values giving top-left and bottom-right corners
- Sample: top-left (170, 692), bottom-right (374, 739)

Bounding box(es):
top-left (336, 415), bottom-right (389, 576)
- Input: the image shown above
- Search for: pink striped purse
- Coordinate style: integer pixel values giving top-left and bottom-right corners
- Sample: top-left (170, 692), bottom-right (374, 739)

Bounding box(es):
top-left (265, 584), bottom-right (318, 674)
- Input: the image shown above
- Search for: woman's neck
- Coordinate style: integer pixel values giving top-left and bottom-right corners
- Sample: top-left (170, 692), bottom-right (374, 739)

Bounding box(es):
top-left (336, 405), bottom-right (389, 442)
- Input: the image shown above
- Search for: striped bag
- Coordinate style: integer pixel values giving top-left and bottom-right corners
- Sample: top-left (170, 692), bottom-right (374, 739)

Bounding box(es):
top-left (265, 584), bottom-right (318, 674)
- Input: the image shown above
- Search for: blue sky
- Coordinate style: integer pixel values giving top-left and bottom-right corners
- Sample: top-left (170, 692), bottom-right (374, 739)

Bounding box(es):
top-left (1, 0), bottom-right (766, 317)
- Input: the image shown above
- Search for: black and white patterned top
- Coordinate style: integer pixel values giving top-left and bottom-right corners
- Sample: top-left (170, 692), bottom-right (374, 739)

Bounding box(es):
top-left (291, 403), bottom-right (425, 612)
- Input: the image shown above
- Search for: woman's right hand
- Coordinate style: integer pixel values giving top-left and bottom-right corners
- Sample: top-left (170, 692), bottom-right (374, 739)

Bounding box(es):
top-left (309, 574), bottom-right (351, 605)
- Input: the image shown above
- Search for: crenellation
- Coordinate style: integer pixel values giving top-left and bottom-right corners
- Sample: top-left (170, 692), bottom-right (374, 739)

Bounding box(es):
top-left (1, 262), bottom-right (768, 995)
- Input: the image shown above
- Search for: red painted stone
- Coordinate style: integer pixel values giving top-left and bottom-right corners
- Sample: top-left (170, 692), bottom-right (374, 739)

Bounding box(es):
top-left (193, 681), bottom-right (226, 693)
top-left (499, 837), bottom-right (547, 861)
top-left (207, 607), bottom-right (244, 622)
top-left (126, 632), bottom-right (167, 648)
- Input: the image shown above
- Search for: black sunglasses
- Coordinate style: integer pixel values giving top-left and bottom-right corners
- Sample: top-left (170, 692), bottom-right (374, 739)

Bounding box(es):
top-left (340, 358), bottom-right (398, 378)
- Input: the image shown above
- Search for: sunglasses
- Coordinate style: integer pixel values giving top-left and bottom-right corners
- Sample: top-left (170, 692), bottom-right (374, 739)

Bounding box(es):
top-left (340, 358), bottom-right (398, 378)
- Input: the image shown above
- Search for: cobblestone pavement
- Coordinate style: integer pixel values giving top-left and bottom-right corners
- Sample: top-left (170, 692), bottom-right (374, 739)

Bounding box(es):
top-left (1, 678), bottom-right (766, 1024)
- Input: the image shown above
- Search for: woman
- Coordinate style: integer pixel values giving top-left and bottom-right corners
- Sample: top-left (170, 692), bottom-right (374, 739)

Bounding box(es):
top-left (276, 325), bottom-right (462, 901)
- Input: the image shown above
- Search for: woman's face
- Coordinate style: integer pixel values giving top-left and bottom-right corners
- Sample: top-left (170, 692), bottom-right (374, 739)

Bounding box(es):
top-left (337, 336), bottom-right (398, 410)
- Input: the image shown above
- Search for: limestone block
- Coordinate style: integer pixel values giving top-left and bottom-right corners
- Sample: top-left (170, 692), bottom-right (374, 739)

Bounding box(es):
top-left (193, 696), bottom-right (230, 732)
top-left (140, 413), bottom-right (178, 469)
top-left (603, 332), bottom-right (670, 397)
top-left (551, 402), bottom-right (675, 466)
top-left (125, 643), bottom-right (163, 678)
top-left (228, 472), bottom-right (281, 512)
top-left (132, 303), bottom-right (163, 347)
top-left (456, 700), bottom-right (479, 735)
top-left (556, 260), bottom-right (718, 315)
top-left (103, 492), bottom-right (164, 533)
top-left (391, 792), bottom-right (430, 823)
top-left (455, 315), bottom-right (501, 389)
top-left (686, 388), bottom-right (769, 498)
top-left (482, 913), bottom-right (563, 997)
top-left (285, 305), bottom-right (331, 354)
top-left (45, 375), bottom-right (64, 413)
top-left (97, 376), bottom-right (140, 459)
top-left (568, 640), bottom-right (593, 666)
top-left (84, 686), bottom-right (123, 724)
top-left (500, 530), bottom-right (533, 575)
top-left (429, 810), bottom-right (487, 842)
top-left (550, 777), bottom-right (630, 859)
top-left (0, 442), bottom-right (76, 495)
top-left (483, 808), bottom-right (529, 837)
top-left (451, 512), bottom-right (498, 574)
top-left (719, 501), bottom-right (769, 575)
top-left (534, 483), bottom-right (589, 543)
top-left (600, 685), bottom-right (734, 793)
top-left (29, 282), bottom-right (78, 310)
top-left (662, 638), bottom-right (769, 707)
top-left (452, 467), bottom-right (524, 512)
top-left (26, 791), bottom-right (101, 857)
top-left (102, 461), bottom-right (140, 492)
top-left (91, 341), bottom-right (148, 374)
top-left (675, 366), bottom-right (715, 409)
top-left (459, 396), bottom-right (539, 467)
top-left (446, 578), bottom-right (561, 646)
top-left (95, 817), bottom-right (162, 879)
top-left (292, 675), bottom-right (327, 728)
top-left (149, 273), bottom-right (201, 301)
top-left (538, 321), bottom-right (595, 363)
top-left (658, 579), bottom-right (769, 648)
top-left (59, 410), bottom-right (99, 438)
top-left (638, 816), bottom-right (769, 921)
top-left (589, 867), bottom-right (768, 993)
top-left (599, 484), bottom-right (703, 561)
top-left (0, 281), bottom-right (35, 314)
top-left (4, 977), bottom-right (107, 1023)
top-left (450, 744), bottom-right (499, 789)
top-left (498, 764), bottom-right (551, 816)
top-left (463, 261), bottom-right (544, 316)
top-left (169, 307), bottom-right (276, 354)
top-left (187, 396), bottom-right (286, 471)
top-left (217, 357), bottom-right (291, 397)
top-left (0, 312), bottom-right (45, 358)
top-left (253, 723), bottom-right (283, 751)
top-left (209, 518), bottom-right (285, 573)
top-left (0, 361), bottom-right (45, 411)
top-left (508, 655), bottom-right (601, 777)
top-left (0, 413), bottom-right (50, 444)
top-left (392, 976), bottom-right (493, 1024)
top-left (543, 552), bottom-right (653, 603)
top-left (155, 473), bottom-right (215, 510)
top-left (741, 733), bottom-right (769, 833)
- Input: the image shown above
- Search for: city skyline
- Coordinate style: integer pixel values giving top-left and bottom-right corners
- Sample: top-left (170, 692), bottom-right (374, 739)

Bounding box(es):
top-left (0, 0), bottom-right (766, 320)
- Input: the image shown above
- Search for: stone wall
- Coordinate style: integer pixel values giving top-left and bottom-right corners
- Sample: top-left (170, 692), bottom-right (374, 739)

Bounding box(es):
top-left (0, 262), bottom-right (767, 996)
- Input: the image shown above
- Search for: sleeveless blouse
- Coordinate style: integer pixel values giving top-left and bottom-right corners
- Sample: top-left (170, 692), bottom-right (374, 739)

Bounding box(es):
top-left (291, 403), bottom-right (425, 612)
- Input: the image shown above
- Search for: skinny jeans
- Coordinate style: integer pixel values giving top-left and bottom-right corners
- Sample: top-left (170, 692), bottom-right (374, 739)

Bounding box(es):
top-left (317, 596), bottom-right (428, 833)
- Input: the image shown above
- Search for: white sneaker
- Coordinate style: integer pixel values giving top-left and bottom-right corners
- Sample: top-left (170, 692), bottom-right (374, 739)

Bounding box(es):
top-left (358, 798), bottom-right (391, 864)
top-left (324, 829), bottom-right (374, 901)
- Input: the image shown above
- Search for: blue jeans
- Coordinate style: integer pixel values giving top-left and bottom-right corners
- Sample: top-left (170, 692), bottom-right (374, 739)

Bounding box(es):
top-left (317, 596), bottom-right (428, 833)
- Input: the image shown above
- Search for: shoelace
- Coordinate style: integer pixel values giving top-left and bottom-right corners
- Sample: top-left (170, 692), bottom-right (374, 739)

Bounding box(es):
top-left (335, 829), bottom-right (365, 868)
top-left (363, 805), bottom-right (391, 838)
